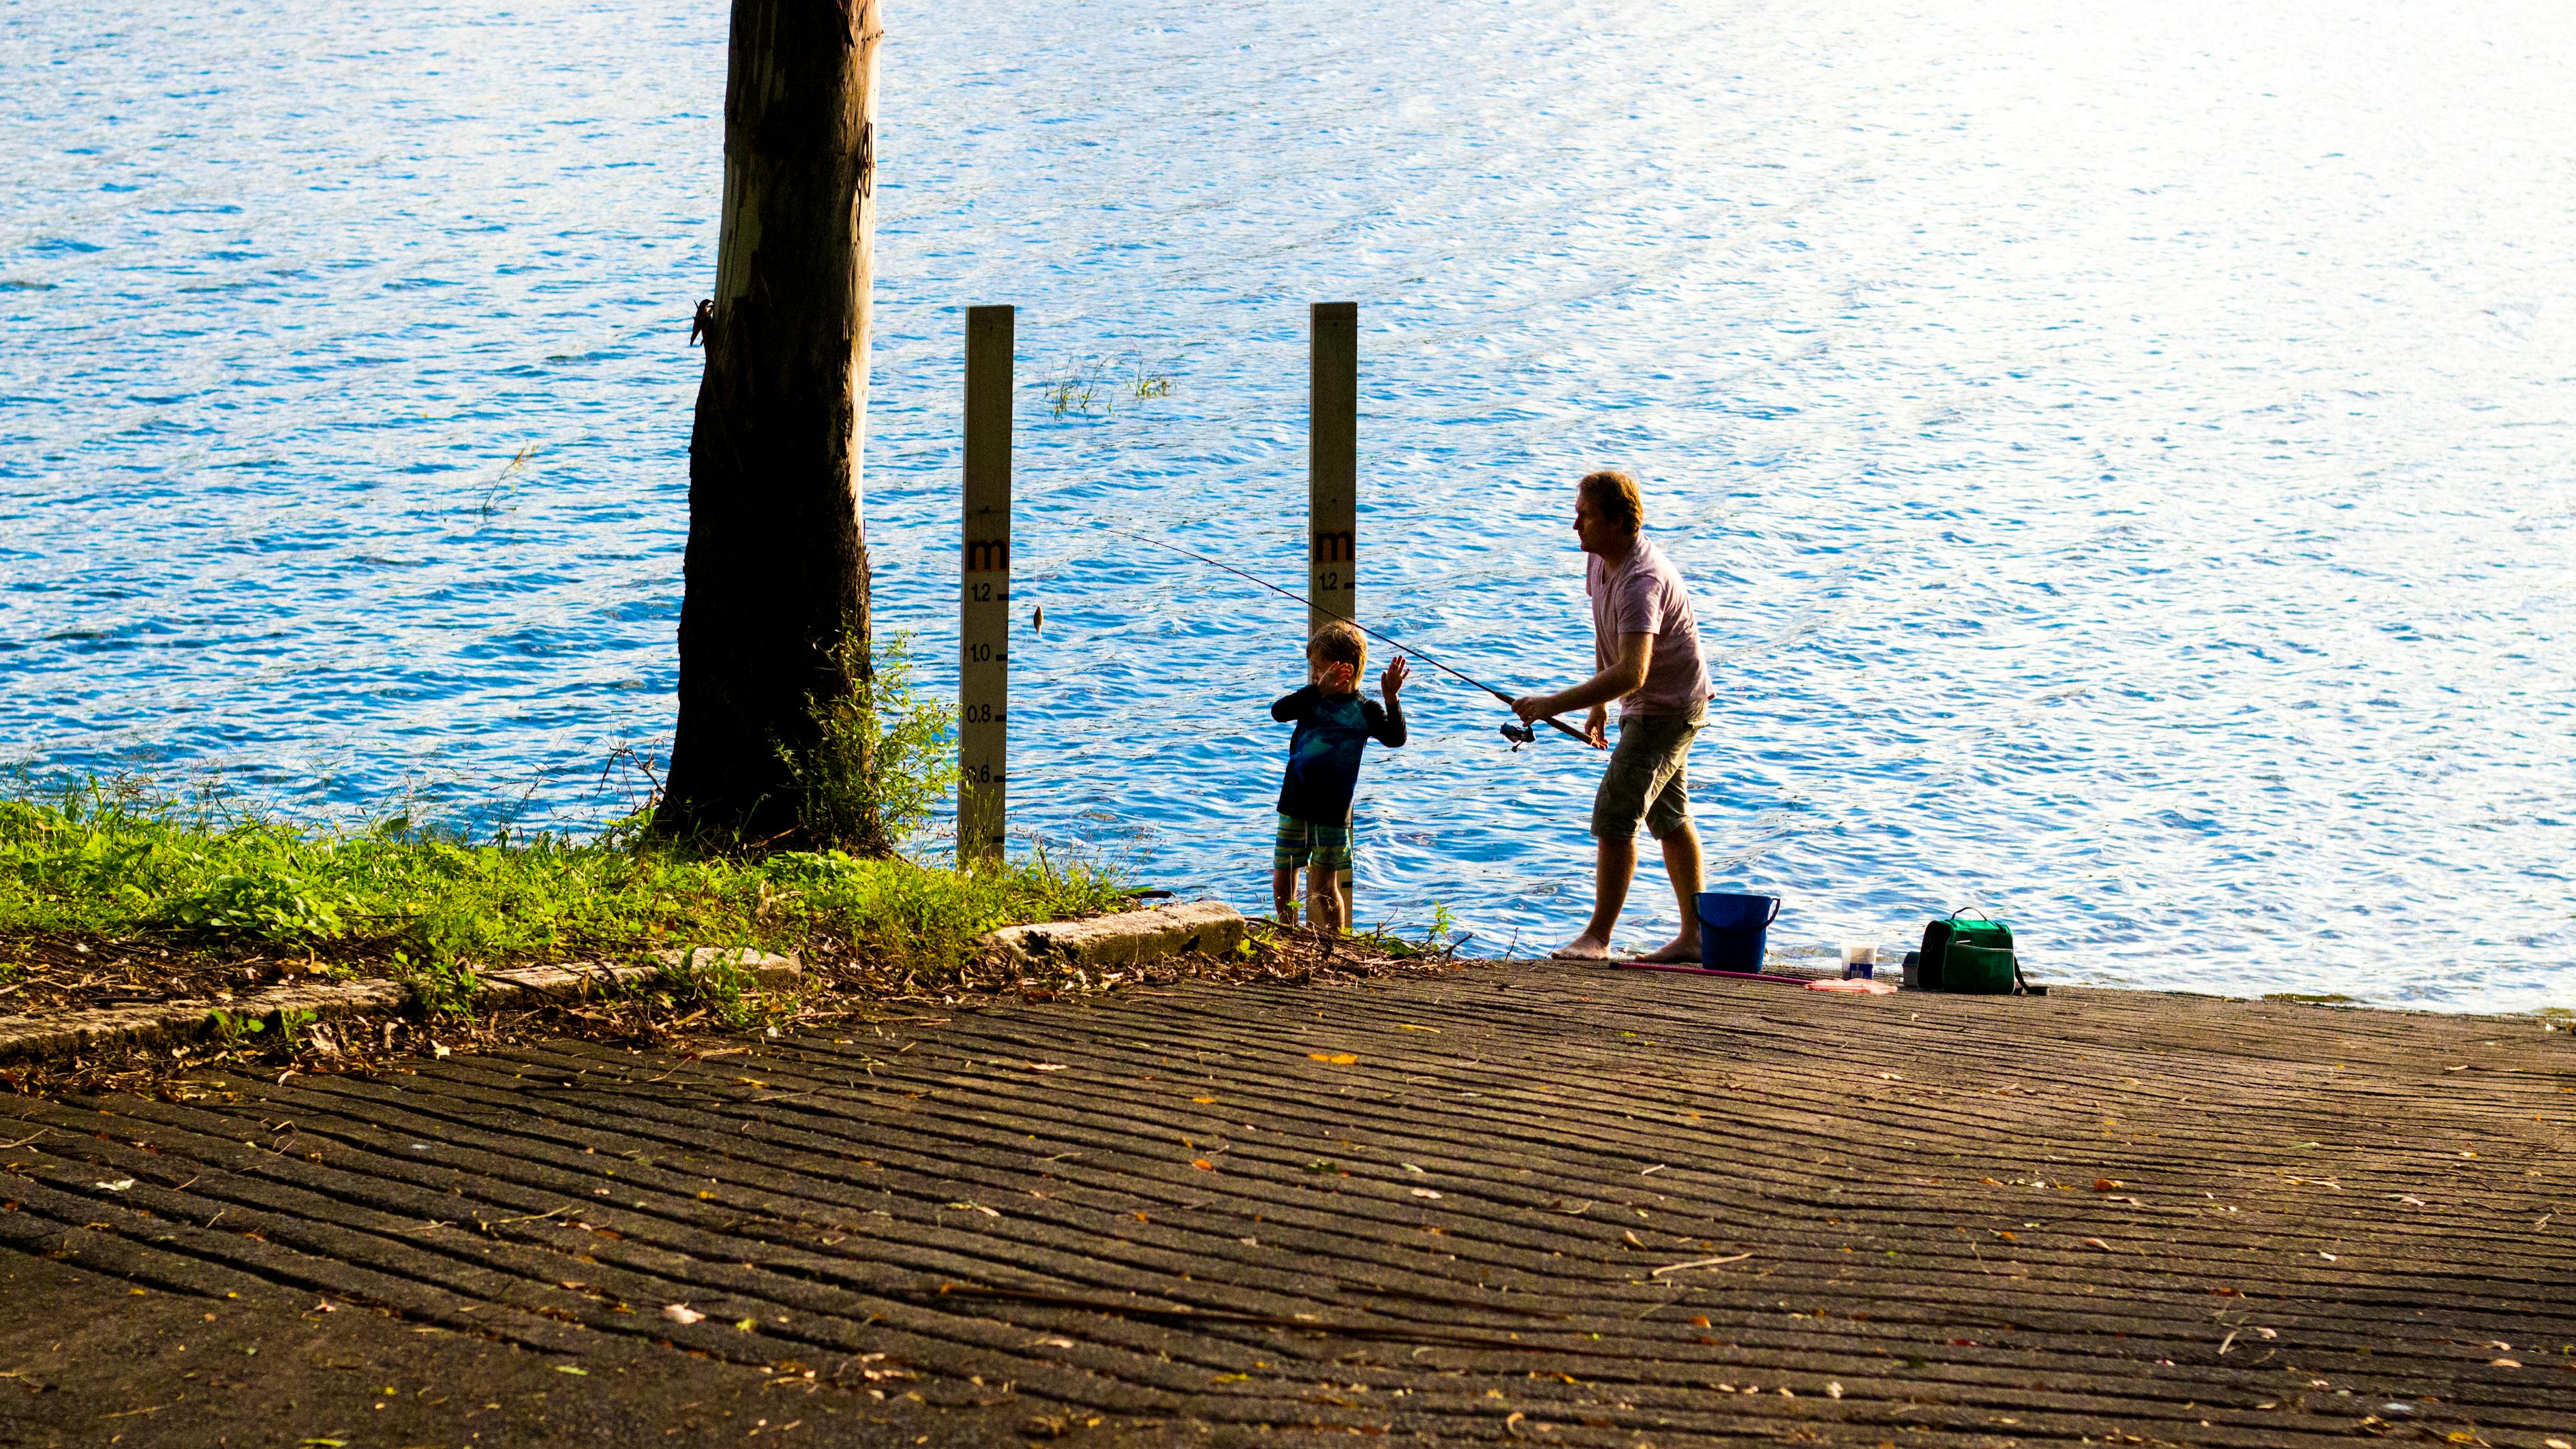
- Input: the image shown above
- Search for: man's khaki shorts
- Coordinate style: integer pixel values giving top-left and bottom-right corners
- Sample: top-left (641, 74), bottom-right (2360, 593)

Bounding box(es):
top-left (1590, 709), bottom-right (1705, 841)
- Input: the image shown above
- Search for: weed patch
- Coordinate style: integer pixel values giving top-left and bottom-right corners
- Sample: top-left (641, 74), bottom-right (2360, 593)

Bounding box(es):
top-left (788, 630), bottom-right (954, 855)
top-left (0, 776), bottom-right (1128, 1005)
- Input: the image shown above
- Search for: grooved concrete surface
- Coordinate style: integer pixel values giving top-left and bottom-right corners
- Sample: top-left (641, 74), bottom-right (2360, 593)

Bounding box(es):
top-left (4, 966), bottom-right (2573, 1447)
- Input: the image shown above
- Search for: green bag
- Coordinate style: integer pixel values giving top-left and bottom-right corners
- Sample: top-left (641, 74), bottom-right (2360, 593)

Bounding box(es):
top-left (1944, 942), bottom-right (2018, 995)
top-left (1916, 909), bottom-right (2040, 995)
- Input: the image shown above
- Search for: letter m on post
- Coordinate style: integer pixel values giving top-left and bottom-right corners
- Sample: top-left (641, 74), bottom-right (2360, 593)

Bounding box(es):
top-left (964, 537), bottom-right (1009, 573)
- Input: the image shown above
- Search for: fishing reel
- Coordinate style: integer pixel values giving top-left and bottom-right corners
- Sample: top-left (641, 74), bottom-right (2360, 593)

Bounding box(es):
top-left (1499, 720), bottom-right (1537, 750)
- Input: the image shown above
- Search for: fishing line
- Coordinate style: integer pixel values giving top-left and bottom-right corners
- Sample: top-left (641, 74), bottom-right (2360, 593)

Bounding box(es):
top-left (1097, 524), bottom-right (1589, 747)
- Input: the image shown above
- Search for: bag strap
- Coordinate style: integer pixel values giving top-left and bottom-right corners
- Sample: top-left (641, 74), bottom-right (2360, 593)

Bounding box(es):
top-left (2013, 959), bottom-right (2048, 997)
top-left (1949, 906), bottom-right (1993, 924)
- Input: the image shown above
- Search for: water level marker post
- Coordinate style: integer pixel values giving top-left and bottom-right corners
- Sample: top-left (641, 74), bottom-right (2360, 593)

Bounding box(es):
top-left (1309, 301), bottom-right (1359, 904)
top-left (1308, 301), bottom-right (1358, 636)
top-left (960, 304), bottom-right (1013, 868)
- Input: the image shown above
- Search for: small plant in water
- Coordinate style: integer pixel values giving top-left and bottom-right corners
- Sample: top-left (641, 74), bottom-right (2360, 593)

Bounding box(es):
top-left (1128, 358), bottom-right (1171, 401)
top-left (1043, 367), bottom-right (1101, 418)
top-left (477, 445), bottom-right (534, 521)
top-left (1041, 355), bottom-right (1171, 418)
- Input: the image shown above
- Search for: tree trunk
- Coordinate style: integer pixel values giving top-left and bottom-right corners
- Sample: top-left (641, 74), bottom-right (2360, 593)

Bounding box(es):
top-left (658, 0), bottom-right (883, 846)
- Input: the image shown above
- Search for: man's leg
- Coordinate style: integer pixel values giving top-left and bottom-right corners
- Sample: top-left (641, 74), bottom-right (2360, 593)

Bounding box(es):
top-left (1634, 823), bottom-right (1704, 962)
top-left (1631, 715), bottom-right (1708, 963)
top-left (1553, 714), bottom-right (1678, 960)
top-left (1552, 833), bottom-right (1637, 960)
top-left (1272, 866), bottom-right (1300, 926)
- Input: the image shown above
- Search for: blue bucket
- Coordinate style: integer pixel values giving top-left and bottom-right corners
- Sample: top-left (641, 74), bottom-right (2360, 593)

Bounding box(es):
top-left (1696, 892), bottom-right (1781, 973)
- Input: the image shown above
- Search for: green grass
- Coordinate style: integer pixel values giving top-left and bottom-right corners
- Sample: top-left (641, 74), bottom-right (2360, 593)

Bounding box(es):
top-left (0, 778), bottom-right (1129, 990)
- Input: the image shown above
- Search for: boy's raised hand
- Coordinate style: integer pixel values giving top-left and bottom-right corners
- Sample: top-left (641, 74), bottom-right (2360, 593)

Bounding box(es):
top-left (1381, 656), bottom-right (1411, 698)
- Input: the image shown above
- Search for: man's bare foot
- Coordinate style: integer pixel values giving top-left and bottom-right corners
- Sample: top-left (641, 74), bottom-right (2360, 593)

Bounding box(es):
top-left (1635, 935), bottom-right (1700, 964)
top-left (1549, 934), bottom-right (1617, 961)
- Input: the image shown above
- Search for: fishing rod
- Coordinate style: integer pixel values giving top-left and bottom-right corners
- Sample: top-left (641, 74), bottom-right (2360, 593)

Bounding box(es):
top-left (1100, 524), bottom-right (1590, 747)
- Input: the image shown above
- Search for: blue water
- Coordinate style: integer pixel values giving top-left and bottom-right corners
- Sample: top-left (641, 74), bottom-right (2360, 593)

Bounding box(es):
top-left (6, 0), bottom-right (2575, 1012)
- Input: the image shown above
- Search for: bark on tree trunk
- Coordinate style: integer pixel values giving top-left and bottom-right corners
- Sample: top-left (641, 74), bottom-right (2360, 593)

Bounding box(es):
top-left (658, 0), bottom-right (883, 846)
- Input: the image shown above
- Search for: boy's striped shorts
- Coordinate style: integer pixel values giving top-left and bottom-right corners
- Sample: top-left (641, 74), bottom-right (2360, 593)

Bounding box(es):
top-left (1272, 813), bottom-right (1353, 872)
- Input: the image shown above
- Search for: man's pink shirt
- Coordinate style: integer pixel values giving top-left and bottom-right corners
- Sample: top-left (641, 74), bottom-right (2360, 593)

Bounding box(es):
top-left (1587, 533), bottom-right (1713, 719)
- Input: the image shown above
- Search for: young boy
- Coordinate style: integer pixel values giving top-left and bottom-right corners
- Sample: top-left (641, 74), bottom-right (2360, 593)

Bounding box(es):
top-left (1271, 622), bottom-right (1409, 932)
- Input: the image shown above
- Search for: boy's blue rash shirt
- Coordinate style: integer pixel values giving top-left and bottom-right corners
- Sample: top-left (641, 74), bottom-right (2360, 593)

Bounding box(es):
top-left (1270, 686), bottom-right (1407, 824)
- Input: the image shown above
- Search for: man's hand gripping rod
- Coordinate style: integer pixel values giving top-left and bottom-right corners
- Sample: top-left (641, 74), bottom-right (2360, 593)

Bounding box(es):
top-left (1102, 526), bottom-right (1589, 748)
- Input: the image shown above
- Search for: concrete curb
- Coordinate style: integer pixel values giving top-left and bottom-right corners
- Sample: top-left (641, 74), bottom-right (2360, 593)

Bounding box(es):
top-left (985, 900), bottom-right (1246, 970)
top-left (0, 902), bottom-right (1241, 1065)
top-left (0, 949), bottom-right (801, 1065)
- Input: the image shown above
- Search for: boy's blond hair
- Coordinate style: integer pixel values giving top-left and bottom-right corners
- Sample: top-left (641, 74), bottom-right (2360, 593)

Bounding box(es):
top-left (1308, 620), bottom-right (1367, 677)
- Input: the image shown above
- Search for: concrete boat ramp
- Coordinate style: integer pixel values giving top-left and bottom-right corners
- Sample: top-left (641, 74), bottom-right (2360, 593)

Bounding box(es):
top-left (3, 963), bottom-right (2570, 1446)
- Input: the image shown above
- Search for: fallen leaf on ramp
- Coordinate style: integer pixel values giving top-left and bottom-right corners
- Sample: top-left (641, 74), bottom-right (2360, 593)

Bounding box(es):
top-left (1308, 1052), bottom-right (1360, 1065)
top-left (662, 1304), bottom-right (707, 1325)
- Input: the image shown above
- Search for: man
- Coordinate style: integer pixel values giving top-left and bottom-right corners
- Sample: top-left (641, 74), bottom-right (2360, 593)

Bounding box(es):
top-left (1512, 470), bottom-right (1714, 962)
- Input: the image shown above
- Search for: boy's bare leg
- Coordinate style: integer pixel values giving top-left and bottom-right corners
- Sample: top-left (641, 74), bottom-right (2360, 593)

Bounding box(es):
top-left (1551, 834), bottom-right (1635, 959)
top-left (1272, 866), bottom-right (1300, 926)
top-left (1634, 823), bottom-right (1705, 962)
top-left (1308, 862), bottom-right (1345, 934)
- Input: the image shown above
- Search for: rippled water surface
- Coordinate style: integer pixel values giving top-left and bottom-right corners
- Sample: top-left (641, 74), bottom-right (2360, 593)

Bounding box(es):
top-left (7, 1), bottom-right (2575, 1010)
